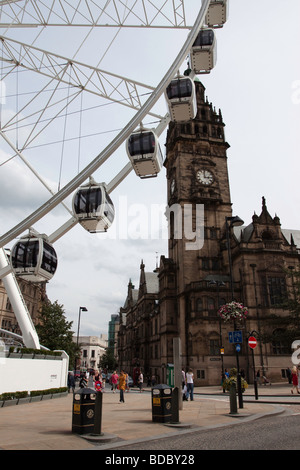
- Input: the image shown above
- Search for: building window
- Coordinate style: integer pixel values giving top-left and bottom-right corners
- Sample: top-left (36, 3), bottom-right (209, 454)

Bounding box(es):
top-left (209, 339), bottom-right (219, 355)
top-left (268, 277), bottom-right (287, 305)
top-left (202, 258), bottom-right (209, 270)
top-left (197, 370), bottom-right (205, 379)
top-left (272, 329), bottom-right (290, 355)
top-left (207, 297), bottom-right (215, 316)
top-left (211, 258), bottom-right (220, 271)
top-left (196, 298), bottom-right (203, 313)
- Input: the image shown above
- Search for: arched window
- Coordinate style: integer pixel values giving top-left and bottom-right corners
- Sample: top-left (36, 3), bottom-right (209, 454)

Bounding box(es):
top-left (207, 297), bottom-right (215, 316)
top-left (272, 329), bottom-right (290, 355)
top-left (196, 298), bottom-right (203, 313)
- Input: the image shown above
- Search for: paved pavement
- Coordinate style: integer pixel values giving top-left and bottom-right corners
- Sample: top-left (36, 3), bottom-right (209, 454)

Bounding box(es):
top-left (0, 382), bottom-right (298, 451)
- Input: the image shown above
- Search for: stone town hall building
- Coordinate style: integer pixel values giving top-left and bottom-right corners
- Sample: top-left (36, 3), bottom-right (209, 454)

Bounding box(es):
top-left (117, 80), bottom-right (300, 386)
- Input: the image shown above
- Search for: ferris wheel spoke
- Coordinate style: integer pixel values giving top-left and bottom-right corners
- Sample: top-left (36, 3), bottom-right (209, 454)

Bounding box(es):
top-left (0, 1), bottom-right (212, 249)
top-left (0, 0), bottom-right (189, 29)
top-left (0, 34), bottom-right (161, 117)
top-left (0, 129), bottom-right (74, 216)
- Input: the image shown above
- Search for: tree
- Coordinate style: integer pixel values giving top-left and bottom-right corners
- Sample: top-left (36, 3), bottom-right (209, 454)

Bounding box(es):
top-left (36, 300), bottom-right (77, 366)
top-left (99, 348), bottom-right (118, 371)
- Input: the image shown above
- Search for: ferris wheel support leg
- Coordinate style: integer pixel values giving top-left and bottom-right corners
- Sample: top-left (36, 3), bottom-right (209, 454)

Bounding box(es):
top-left (0, 248), bottom-right (40, 349)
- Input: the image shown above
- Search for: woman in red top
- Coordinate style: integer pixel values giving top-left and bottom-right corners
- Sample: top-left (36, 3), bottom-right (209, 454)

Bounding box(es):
top-left (110, 371), bottom-right (119, 393)
top-left (291, 366), bottom-right (299, 394)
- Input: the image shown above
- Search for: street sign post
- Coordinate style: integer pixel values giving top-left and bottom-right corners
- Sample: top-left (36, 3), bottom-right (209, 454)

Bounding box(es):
top-left (229, 331), bottom-right (243, 344)
top-left (248, 336), bottom-right (257, 349)
top-left (248, 334), bottom-right (259, 400)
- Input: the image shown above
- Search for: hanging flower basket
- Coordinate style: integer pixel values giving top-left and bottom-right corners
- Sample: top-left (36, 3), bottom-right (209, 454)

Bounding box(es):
top-left (218, 301), bottom-right (248, 323)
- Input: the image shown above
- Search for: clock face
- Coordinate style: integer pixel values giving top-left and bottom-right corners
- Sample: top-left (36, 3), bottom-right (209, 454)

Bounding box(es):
top-left (197, 169), bottom-right (214, 186)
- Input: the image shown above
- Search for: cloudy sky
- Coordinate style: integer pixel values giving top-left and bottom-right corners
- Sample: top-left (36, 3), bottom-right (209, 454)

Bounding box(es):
top-left (0, 0), bottom-right (299, 338)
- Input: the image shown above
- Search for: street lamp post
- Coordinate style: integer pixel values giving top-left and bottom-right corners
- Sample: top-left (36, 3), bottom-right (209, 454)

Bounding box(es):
top-left (208, 279), bottom-right (226, 386)
top-left (225, 216), bottom-right (244, 409)
top-left (75, 306), bottom-right (88, 372)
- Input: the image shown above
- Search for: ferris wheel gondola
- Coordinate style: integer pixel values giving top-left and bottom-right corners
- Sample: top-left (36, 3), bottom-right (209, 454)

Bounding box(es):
top-left (126, 129), bottom-right (163, 179)
top-left (72, 180), bottom-right (115, 233)
top-left (190, 28), bottom-right (217, 74)
top-left (205, 0), bottom-right (229, 28)
top-left (10, 233), bottom-right (58, 283)
top-left (165, 76), bottom-right (197, 122)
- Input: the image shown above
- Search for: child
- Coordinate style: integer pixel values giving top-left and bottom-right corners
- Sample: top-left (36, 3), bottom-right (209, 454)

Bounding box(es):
top-left (94, 380), bottom-right (102, 391)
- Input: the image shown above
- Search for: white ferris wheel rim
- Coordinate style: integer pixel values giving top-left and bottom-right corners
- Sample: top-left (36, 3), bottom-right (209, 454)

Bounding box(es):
top-left (0, 0), bottom-right (211, 249)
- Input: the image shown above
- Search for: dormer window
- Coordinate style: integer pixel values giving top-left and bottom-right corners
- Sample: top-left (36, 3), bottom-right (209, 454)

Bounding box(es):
top-left (261, 231), bottom-right (273, 240)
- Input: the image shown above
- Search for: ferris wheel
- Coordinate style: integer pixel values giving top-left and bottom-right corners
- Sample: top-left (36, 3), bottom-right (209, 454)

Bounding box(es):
top-left (0, 0), bottom-right (228, 348)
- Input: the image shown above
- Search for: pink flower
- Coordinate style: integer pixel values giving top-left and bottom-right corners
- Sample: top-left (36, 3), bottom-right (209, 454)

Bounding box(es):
top-left (217, 301), bottom-right (248, 322)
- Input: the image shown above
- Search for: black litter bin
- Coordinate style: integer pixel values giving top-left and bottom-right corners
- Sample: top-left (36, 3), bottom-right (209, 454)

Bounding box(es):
top-left (152, 384), bottom-right (173, 423)
top-left (72, 387), bottom-right (97, 435)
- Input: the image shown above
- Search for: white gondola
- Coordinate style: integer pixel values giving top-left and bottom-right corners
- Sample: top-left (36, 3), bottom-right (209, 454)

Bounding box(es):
top-left (190, 28), bottom-right (216, 74)
top-left (72, 180), bottom-right (115, 233)
top-left (165, 76), bottom-right (197, 122)
top-left (126, 129), bottom-right (163, 178)
top-left (205, 0), bottom-right (228, 28)
top-left (11, 233), bottom-right (57, 282)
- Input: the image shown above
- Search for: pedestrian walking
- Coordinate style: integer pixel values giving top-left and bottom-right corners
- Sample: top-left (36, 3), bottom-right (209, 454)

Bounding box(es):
top-left (111, 371), bottom-right (119, 393)
top-left (79, 374), bottom-right (87, 388)
top-left (182, 383), bottom-right (188, 401)
top-left (186, 368), bottom-right (194, 401)
top-left (118, 370), bottom-right (126, 403)
top-left (263, 374), bottom-right (271, 386)
top-left (256, 369), bottom-right (262, 385)
top-left (125, 371), bottom-right (130, 392)
top-left (291, 366), bottom-right (299, 394)
top-left (67, 371), bottom-right (75, 393)
top-left (182, 369), bottom-right (186, 389)
top-left (297, 367), bottom-right (300, 393)
top-left (93, 370), bottom-right (101, 383)
top-left (287, 367), bottom-right (292, 384)
top-left (138, 370), bottom-right (144, 392)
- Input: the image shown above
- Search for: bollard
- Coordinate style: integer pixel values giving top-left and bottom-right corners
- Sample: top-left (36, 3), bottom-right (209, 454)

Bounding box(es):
top-left (229, 384), bottom-right (238, 415)
top-left (171, 387), bottom-right (180, 423)
top-left (93, 391), bottom-right (103, 435)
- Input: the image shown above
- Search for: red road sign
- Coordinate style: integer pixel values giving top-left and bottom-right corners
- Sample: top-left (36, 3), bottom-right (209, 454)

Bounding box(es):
top-left (248, 336), bottom-right (257, 349)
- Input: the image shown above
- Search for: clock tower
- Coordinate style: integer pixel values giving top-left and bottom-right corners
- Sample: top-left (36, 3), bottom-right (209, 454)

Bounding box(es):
top-left (159, 79), bottom-right (234, 380)
top-left (119, 79), bottom-right (300, 387)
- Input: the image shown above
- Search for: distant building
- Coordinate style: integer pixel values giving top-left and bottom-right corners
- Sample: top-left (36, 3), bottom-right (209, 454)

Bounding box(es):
top-left (0, 276), bottom-right (46, 345)
top-left (108, 314), bottom-right (120, 358)
top-left (75, 334), bottom-right (108, 371)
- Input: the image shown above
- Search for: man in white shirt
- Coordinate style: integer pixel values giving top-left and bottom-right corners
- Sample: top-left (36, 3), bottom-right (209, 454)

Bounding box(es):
top-left (186, 369), bottom-right (194, 401)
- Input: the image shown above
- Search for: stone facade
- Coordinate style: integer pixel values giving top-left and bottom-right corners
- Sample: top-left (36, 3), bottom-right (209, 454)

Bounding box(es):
top-left (0, 276), bottom-right (46, 343)
top-left (118, 81), bottom-right (300, 386)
